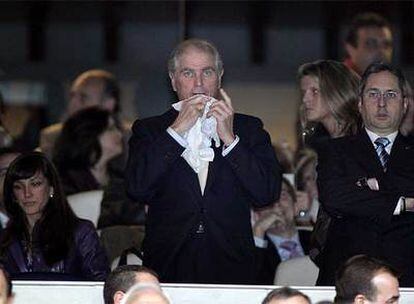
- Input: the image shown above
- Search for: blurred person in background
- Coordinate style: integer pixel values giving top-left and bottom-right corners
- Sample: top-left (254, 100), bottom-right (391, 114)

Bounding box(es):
top-left (0, 152), bottom-right (109, 280)
top-left (344, 12), bottom-right (393, 76)
top-left (253, 177), bottom-right (311, 284)
top-left (53, 107), bottom-right (145, 227)
top-left (40, 69), bottom-right (128, 158)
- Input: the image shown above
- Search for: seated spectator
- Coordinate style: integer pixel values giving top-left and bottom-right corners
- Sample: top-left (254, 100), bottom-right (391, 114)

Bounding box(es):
top-left (104, 265), bottom-right (159, 304)
top-left (53, 107), bottom-right (145, 227)
top-left (0, 264), bottom-right (13, 304)
top-left (334, 255), bottom-right (400, 304)
top-left (0, 152), bottom-right (109, 280)
top-left (120, 283), bottom-right (169, 304)
top-left (253, 178), bottom-right (311, 284)
top-left (262, 287), bottom-right (311, 304)
top-left (0, 149), bottom-right (20, 229)
top-left (53, 107), bottom-right (123, 195)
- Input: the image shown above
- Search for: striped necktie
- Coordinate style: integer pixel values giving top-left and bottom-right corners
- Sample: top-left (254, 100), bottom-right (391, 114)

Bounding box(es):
top-left (374, 137), bottom-right (390, 171)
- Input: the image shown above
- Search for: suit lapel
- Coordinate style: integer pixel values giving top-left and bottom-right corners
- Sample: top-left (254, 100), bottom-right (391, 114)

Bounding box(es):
top-left (203, 143), bottom-right (223, 195)
top-left (351, 131), bottom-right (384, 175)
top-left (388, 133), bottom-right (412, 172)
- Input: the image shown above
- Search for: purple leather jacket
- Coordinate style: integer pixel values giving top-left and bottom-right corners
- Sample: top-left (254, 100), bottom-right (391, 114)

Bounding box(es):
top-left (2, 219), bottom-right (109, 280)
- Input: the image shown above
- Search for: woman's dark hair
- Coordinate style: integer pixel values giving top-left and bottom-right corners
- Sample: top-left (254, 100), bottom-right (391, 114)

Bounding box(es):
top-left (0, 152), bottom-right (78, 265)
top-left (53, 107), bottom-right (112, 171)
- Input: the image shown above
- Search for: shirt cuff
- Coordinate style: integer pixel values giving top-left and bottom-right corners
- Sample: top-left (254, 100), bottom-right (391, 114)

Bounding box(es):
top-left (166, 127), bottom-right (188, 148)
top-left (393, 197), bottom-right (404, 215)
top-left (222, 135), bottom-right (240, 157)
top-left (254, 236), bottom-right (268, 248)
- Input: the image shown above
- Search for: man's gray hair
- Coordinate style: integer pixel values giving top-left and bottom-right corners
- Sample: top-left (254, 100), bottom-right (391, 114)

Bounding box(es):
top-left (168, 38), bottom-right (223, 76)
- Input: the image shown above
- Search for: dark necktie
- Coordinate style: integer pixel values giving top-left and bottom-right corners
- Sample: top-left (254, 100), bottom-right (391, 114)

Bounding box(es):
top-left (374, 137), bottom-right (390, 171)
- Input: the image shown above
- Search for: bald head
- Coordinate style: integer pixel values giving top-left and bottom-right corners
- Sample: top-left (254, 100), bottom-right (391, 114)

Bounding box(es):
top-left (121, 284), bottom-right (169, 304)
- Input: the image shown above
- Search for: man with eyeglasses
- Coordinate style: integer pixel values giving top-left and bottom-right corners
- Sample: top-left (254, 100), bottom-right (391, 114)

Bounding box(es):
top-left (344, 12), bottom-right (393, 76)
top-left (315, 62), bottom-right (414, 287)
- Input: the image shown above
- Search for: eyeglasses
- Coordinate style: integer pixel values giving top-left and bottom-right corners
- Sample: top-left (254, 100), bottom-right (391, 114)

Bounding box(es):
top-left (363, 89), bottom-right (401, 102)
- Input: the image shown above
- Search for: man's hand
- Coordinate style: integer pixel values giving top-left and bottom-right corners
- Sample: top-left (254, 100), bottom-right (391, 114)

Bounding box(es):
top-left (170, 95), bottom-right (208, 135)
top-left (207, 88), bottom-right (235, 146)
top-left (253, 209), bottom-right (285, 239)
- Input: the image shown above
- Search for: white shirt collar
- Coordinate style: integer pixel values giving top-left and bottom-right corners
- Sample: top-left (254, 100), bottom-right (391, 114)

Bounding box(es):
top-left (365, 128), bottom-right (398, 153)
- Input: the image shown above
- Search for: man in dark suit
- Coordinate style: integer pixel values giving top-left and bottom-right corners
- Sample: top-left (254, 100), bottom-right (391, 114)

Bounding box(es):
top-left (316, 62), bottom-right (414, 286)
top-left (253, 177), bottom-right (311, 284)
top-left (126, 39), bottom-right (281, 284)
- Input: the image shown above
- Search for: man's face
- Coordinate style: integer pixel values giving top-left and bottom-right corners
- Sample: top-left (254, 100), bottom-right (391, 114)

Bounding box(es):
top-left (362, 272), bottom-right (399, 304)
top-left (68, 79), bottom-right (106, 116)
top-left (347, 26), bottom-right (393, 74)
top-left (256, 183), bottom-right (295, 233)
top-left (359, 71), bottom-right (407, 136)
top-left (170, 47), bottom-right (222, 100)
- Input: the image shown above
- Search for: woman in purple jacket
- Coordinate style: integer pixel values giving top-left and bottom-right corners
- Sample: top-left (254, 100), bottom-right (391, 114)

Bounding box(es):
top-left (0, 152), bottom-right (109, 280)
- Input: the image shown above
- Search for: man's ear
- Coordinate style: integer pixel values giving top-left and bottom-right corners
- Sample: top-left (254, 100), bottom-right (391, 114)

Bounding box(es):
top-left (169, 72), bottom-right (177, 92)
top-left (102, 97), bottom-right (116, 112)
top-left (113, 291), bottom-right (125, 304)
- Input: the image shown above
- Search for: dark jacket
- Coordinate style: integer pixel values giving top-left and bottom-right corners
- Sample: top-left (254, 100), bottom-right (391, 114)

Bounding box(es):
top-left (1, 219), bottom-right (110, 280)
top-left (316, 130), bottom-right (414, 286)
top-left (126, 109), bottom-right (281, 284)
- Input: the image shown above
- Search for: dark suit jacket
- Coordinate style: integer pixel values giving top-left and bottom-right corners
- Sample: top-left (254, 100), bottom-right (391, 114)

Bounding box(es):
top-left (315, 130), bottom-right (414, 286)
top-left (254, 229), bottom-right (311, 285)
top-left (126, 109), bottom-right (281, 284)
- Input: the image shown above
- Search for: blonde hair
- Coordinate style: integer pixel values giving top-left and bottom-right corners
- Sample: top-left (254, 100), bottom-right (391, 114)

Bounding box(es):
top-left (298, 60), bottom-right (361, 137)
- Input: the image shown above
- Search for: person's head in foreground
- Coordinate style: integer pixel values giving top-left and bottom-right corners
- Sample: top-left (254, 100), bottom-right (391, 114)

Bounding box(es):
top-left (120, 283), bottom-right (169, 304)
top-left (262, 287), bottom-right (311, 304)
top-left (334, 255), bottom-right (400, 304)
top-left (104, 265), bottom-right (160, 304)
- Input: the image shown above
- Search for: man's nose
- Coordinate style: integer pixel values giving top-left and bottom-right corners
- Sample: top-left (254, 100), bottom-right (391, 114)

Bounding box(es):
top-left (377, 95), bottom-right (387, 108)
top-left (194, 73), bottom-right (203, 87)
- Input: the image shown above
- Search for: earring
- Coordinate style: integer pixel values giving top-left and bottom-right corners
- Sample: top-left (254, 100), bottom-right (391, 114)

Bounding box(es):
top-left (49, 192), bottom-right (54, 198)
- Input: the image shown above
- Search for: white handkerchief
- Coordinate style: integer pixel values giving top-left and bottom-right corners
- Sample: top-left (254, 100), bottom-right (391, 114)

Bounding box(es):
top-left (172, 96), bottom-right (221, 173)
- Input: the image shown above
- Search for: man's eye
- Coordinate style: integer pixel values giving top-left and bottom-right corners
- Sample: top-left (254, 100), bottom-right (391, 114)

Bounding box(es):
top-left (368, 91), bottom-right (380, 99)
top-left (182, 70), bottom-right (194, 78)
top-left (203, 69), bottom-right (214, 77)
top-left (385, 91), bottom-right (397, 99)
